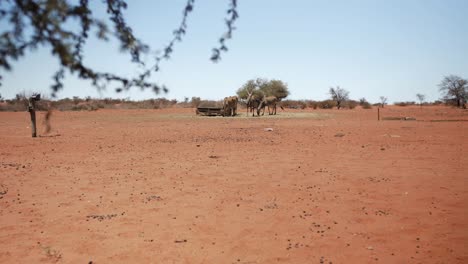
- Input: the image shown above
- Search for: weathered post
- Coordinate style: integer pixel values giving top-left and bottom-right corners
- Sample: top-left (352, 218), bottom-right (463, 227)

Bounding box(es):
top-left (28, 93), bottom-right (41, 138)
top-left (378, 107), bottom-right (380, 121)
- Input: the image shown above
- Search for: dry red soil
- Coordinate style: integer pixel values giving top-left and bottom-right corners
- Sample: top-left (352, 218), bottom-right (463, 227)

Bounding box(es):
top-left (0, 106), bottom-right (467, 263)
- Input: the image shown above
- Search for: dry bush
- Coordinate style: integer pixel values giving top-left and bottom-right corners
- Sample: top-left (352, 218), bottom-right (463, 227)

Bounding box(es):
top-left (0, 96), bottom-right (182, 111)
top-left (191, 97), bottom-right (201, 108)
top-left (152, 98), bottom-right (178, 109)
top-left (442, 98), bottom-right (467, 108)
top-left (306, 100), bottom-right (319, 109)
top-left (0, 94), bottom-right (30, 111)
top-left (361, 102), bottom-right (372, 109)
top-left (56, 97), bottom-right (178, 110)
top-left (394, 101), bottom-right (416, 107)
top-left (0, 100), bottom-right (26, 111)
top-left (318, 100), bottom-right (337, 109)
top-left (358, 98), bottom-right (372, 109)
top-left (54, 100), bottom-right (101, 111)
top-left (52, 99), bottom-right (78, 111)
top-left (281, 100), bottom-right (307, 109)
top-left (431, 100), bottom-right (444, 105)
top-left (344, 100), bottom-right (358, 109)
top-left (103, 98), bottom-right (123, 105)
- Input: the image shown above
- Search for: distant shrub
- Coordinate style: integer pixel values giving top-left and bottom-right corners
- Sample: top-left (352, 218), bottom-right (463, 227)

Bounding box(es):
top-left (318, 100), bottom-right (336, 109)
top-left (71, 96), bottom-right (79, 105)
top-left (362, 102), bottom-right (372, 109)
top-left (358, 98), bottom-right (372, 109)
top-left (394, 101), bottom-right (416, 107)
top-left (306, 100), bottom-right (318, 109)
top-left (94, 102), bottom-right (105, 109)
top-left (0, 102), bottom-right (25, 111)
top-left (190, 97), bottom-right (201, 108)
top-left (280, 100), bottom-right (307, 109)
top-left (155, 98), bottom-right (178, 109)
top-left (442, 98), bottom-right (466, 108)
top-left (52, 99), bottom-right (74, 111)
top-left (103, 97), bottom-right (123, 105)
top-left (345, 100), bottom-right (358, 109)
top-left (69, 103), bottom-right (98, 111)
top-left (0, 97), bottom-right (29, 111)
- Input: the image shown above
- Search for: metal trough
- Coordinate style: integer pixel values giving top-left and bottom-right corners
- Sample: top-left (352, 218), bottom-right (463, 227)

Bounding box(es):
top-left (196, 106), bottom-right (224, 116)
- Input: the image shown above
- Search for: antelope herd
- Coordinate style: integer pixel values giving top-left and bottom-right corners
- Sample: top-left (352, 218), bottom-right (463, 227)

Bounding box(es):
top-left (222, 92), bottom-right (282, 117)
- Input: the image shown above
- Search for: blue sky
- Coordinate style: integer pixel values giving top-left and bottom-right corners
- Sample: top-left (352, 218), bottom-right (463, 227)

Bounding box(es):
top-left (1, 0), bottom-right (467, 103)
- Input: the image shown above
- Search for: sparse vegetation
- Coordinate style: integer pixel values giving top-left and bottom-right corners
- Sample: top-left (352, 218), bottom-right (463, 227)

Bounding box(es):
top-left (394, 101), bottom-right (416, 107)
top-left (344, 100), bottom-right (358, 109)
top-left (190, 97), bottom-right (202, 108)
top-left (39, 245), bottom-right (62, 263)
top-left (359, 98), bottom-right (372, 109)
top-left (362, 103), bottom-right (372, 109)
top-left (1, 94), bottom-right (449, 112)
top-left (318, 100), bottom-right (337, 109)
top-left (379, 96), bottom-right (388, 108)
top-left (439, 75), bottom-right (467, 108)
top-left (273, 99), bottom-right (364, 110)
top-left (281, 100), bottom-right (307, 109)
top-left (416, 93), bottom-right (425, 107)
top-left (0, 97), bottom-right (180, 112)
top-left (237, 78), bottom-right (290, 101)
top-left (329, 86), bottom-right (349, 109)
top-left (306, 101), bottom-right (319, 109)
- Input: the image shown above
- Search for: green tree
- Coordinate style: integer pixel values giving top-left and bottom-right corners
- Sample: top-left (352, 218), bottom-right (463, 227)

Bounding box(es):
top-left (260, 79), bottom-right (290, 99)
top-left (237, 78), bottom-right (290, 100)
top-left (0, 0), bottom-right (238, 96)
top-left (236, 79), bottom-right (260, 100)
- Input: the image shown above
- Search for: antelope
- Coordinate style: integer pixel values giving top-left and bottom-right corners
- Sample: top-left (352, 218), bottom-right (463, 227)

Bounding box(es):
top-left (246, 91), bottom-right (262, 116)
top-left (223, 96), bottom-right (238, 116)
top-left (258, 96), bottom-right (284, 115)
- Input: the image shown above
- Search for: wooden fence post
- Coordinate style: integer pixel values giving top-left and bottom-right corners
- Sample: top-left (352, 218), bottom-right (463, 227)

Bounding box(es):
top-left (28, 98), bottom-right (37, 137)
top-left (378, 107), bottom-right (380, 121)
top-left (28, 94), bottom-right (41, 138)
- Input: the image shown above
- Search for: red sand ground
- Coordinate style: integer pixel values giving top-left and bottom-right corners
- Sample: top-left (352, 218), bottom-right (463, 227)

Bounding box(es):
top-left (0, 106), bottom-right (467, 263)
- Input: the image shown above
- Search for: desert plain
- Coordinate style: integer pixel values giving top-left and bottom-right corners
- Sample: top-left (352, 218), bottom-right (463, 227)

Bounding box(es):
top-left (0, 106), bottom-right (467, 263)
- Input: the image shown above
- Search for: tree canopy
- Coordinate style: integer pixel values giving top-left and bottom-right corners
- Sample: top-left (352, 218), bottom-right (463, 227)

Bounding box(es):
top-left (0, 0), bottom-right (238, 96)
top-left (416, 93), bottom-right (425, 105)
top-left (379, 96), bottom-right (388, 108)
top-left (329, 86), bottom-right (349, 109)
top-left (236, 78), bottom-right (290, 100)
top-left (439, 75), bottom-right (467, 108)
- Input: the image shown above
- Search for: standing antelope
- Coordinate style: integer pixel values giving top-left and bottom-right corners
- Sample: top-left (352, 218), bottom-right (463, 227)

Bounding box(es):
top-left (246, 91), bottom-right (262, 116)
top-left (258, 96), bottom-right (279, 115)
top-left (223, 96), bottom-right (238, 116)
top-left (258, 96), bottom-right (284, 115)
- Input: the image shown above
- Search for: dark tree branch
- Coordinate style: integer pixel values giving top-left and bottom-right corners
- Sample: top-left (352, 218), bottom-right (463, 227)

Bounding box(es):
top-left (132, 0), bottom-right (196, 93)
top-left (211, 0), bottom-right (238, 62)
top-left (0, 0), bottom-right (238, 96)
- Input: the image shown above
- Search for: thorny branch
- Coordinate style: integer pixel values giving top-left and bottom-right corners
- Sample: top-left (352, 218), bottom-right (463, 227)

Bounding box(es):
top-left (0, 0), bottom-right (239, 97)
